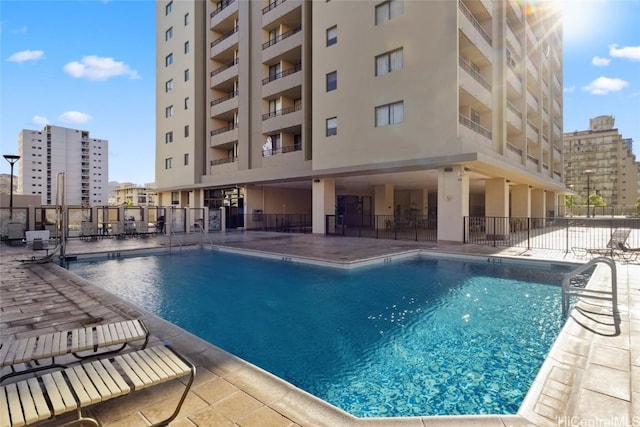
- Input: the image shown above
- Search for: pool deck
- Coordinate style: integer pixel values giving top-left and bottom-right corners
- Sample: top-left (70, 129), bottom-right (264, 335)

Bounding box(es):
top-left (1, 231), bottom-right (638, 426)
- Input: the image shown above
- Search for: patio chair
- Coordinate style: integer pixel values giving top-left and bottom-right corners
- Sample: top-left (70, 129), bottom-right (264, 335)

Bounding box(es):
top-left (0, 345), bottom-right (195, 427)
top-left (0, 320), bottom-right (149, 383)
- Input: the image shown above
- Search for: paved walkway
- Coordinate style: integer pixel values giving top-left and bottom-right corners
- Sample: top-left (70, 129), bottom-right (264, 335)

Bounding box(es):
top-left (1, 232), bottom-right (638, 426)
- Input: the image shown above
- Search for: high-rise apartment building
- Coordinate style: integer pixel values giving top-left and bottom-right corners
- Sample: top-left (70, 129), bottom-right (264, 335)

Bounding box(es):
top-left (156, 0), bottom-right (564, 241)
top-left (18, 125), bottom-right (109, 206)
top-left (564, 115), bottom-right (640, 207)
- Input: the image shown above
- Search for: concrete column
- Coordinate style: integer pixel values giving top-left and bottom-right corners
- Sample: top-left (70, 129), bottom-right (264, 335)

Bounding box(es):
top-left (531, 189), bottom-right (546, 228)
top-left (485, 178), bottom-right (509, 239)
top-left (220, 206), bottom-right (226, 233)
top-left (511, 185), bottom-right (531, 218)
top-left (421, 188), bottom-right (429, 216)
top-left (374, 184), bottom-right (394, 229)
top-left (437, 166), bottom-right (469, 242)
top-left (546, 191), bottom-right (557, 217)
top-left (312, 178), bottom-right (335, 234)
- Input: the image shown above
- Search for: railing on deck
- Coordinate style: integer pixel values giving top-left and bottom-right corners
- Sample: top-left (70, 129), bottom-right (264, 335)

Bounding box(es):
top-left (326, 215), bottom-right (438, 242)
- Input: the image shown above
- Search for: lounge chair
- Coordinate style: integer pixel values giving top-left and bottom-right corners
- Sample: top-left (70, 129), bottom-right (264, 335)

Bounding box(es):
top-left (0, 345), bottom-right (195, 427)
top-left (1, 320), bottom-right (149, 383)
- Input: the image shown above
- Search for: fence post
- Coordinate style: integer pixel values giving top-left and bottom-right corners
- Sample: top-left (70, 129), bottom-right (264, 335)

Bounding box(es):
top-left (565, 218), bottom-right (569, 253)
top-left (527, 217), bottom-right (531, 250)
top-left (493, 217), bottom-right (497, 247)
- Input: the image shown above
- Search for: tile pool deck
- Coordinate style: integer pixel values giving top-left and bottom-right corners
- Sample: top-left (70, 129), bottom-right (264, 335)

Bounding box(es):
top-left (0, 231), bottom-right (638, 426)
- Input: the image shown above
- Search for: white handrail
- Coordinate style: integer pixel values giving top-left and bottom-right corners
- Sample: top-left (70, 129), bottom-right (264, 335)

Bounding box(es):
top-left (562, 257), bottom-right (617, 317)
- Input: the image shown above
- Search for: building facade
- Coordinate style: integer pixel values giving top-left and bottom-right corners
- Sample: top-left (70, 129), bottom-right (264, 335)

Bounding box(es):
top-left (155, 0), bottom-right (565, 241)
top-left (564, 115), bottom-right (640, 208)
top-left (113, 182), bottom-right (157, 206)
top-left (17, 125), bottom-right (109, 206)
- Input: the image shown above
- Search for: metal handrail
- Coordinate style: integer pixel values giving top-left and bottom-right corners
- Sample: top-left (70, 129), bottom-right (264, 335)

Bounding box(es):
top-left (562, 257), bottom-right (617, 318)
top-left (262, 63), bottom-right (302, 85)
top-left (262, 26), bottom-right (302, 49)
top-left (262, 103), bottom-right (302, 120)
top-left (210, 0), bottom-right (235, 18)
top-left (210, 90), bottom-right (238, 106)
top-left (458, 57), bottom-right (491, 90)
top-left (210, 58), bottom-right (239, 77)
top-left (458, 0), bottom-right (492, 45)
top-left (210, 26), bottom-right (238, 48)
top-left (459, 114), bottom-right (492, 139)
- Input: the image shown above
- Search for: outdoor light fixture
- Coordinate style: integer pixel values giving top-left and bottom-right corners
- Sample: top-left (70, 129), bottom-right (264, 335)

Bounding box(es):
top-left (3, 154), bottom-right (20, 220)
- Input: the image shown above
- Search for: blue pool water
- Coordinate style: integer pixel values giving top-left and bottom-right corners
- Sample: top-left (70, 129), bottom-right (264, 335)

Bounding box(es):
top-left (67, 251), bottom-right (566, 417)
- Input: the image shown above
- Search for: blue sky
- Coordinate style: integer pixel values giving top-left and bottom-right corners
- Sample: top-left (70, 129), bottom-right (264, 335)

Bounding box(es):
top-left (1, 0), bottom-right (639, 186)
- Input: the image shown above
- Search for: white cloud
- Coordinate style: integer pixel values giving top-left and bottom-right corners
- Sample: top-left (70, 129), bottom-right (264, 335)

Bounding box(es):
top-left (564, 85), bottom-right (576, 93)
top-left (609, 44), bottom-right (640, 61)
top-left (8, 49), bottom-right (43, 63)
top-left (11, 26), bottom-right (27, 35)
top-left (32, 115), bottom-right (49, 126)
top-left (63, 55), bottom-right (140, 81)
top-left (591, 56), bottom-right (610, 67)
top-left (58, 111), bottom-right (92, 124)
top-left (582, 77), bottom-right (629, 95)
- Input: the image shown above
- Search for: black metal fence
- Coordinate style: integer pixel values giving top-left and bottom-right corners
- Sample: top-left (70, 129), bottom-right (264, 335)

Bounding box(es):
top-left (464, 216), bottom-right (640, 251)
top-left (241, 213), bottom-right (312, 233)
top-left (326, 215), bottom-right (438, 242)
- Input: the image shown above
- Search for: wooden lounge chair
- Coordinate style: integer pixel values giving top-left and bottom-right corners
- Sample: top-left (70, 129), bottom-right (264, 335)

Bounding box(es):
top-left (0, 320), bottom-right (149, 383)
top-left (0, 345), bottom-right (195, 427)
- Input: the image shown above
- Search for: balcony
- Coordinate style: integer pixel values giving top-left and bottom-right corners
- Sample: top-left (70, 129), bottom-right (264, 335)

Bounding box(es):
top-left (506, 101), bottom-right (522, 130)
top-left (210, 0), bottom-right (237, 28)
top-left (458, 1), bottom-right (492, 59)
top-left (210, 90), bottom-right (239, 117)
top-left (210, 156), bottom-right (238, 175)
top-left (210, 26), bottom-right (239, 58)
top-left (506, 21), bottom-right (519, 51)
top-left (553, 121), bottom-right (562, 137)
top-left (459, 114), bottom-right (492, 140)
top-left (262, 104), bottom-right (303, 134)
top-left (210, 124), bottom-right (238, 147)
top-left (526, 23), bottom-right (537, 45)
top-left (262, 64), bottom-right (302, 98)
top-left (526, 56), bottom-right (538, 82)
top-left (262, 142), bottom-right (302, 157)
top-left (262, 27), bottom-right (302, 63)
top-left (553, 97), bottom-right (561, 115)
top-left (553, 75), bottom-right (561, 93)
top-left (263, 0), bottom-right (303, 27)
top-left (526, 91), bottom-right (539, 115)
top-left (210, 58), bottom-right (239, 87)
top-left (458, 57), bottom-right (491, 108)
top-left (262, 142), bottom-right (304, 168)
top-left (527, 120), bottom-right (539, 144)
top-left (508, 0), bottom-right (522, 21)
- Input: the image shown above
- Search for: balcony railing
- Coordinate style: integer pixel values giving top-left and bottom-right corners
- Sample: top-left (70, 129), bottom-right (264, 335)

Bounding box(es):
top-left (263, 142), bottom-right (302, 156)
top-left (459, 114), bottom-right (492, 139)
top-left (458, 0), bottom-right (492, 46)
top-left (458, 57), bottom-right (491, 91)
top-left (527, 154), bottom-right (539, 165)
top-left (210, 58), bottom-right (239, 77)
top-left (507, 142), bottom-right (523, 156)
top-left (527, 120), bottom-right (539, 135)
top-left (262, 63), bottom-right (302, 85)
top-left (506, 101), bottom-right (521, 118)
top-left (210, 123), bottom-right (238, 136)
top-left (262, 103), bottom-right (302, 120)
top-left (263, 0), bottom-right (286, 14)
top-left (210, 0), bottom-right (235, 18)
top-left (210, 90), bottom-right (238, 106)
top-left (262, 26), bottom-right (302, 49)
top-left (210, 156), bottom-right (237, 166)
top-left (211, 26), bottom-right (238, 48)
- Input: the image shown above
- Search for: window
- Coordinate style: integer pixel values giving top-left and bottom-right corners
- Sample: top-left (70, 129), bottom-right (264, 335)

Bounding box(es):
top-left (184, 97), bottom-right (190, 109)
top-left (269, 98), bottom-right (281, 115)
top-left (375, 48), bottom-right (403, 76)
top-left (165, 79), bottom-right (173, 92)
top-left (184, 69), bottom-right (190, 81)
top-left (184, 13), bottom-right (189, 25)
top-left (165, 131), bottom-right (173, 143)
top-left (165, 105), bottom-right (174, 118)
top-left (165, 53), bottom-right (173, 67)
top-left (471, 109), bottom-right (480, 124)
top-left (376, 0), bottom-right (403, 25)
top-left (326, 117), bottom-right (337, 136)
top-left (326, 71), bottom-right (337, 91)
top-left (171, 191), bottom-right (179, 204)
top-left (184, 125), bottom-right (189, 138)
top-left (165, 158), bottom-right (173, 169)
top-left (326, 26), bottom-right (337, 46)
top-left (375, 101), bottom-right (404, 126)
top-left (184, 153), bottom-right (189, 165)
top-left (165, 27), bottom-right (173, 41)
top-left (184, 41), bottom-right (190, 54)
top-left (165, 1), bottom-right (173, 15)
top-left (269, 63), bottom-right (281, 81)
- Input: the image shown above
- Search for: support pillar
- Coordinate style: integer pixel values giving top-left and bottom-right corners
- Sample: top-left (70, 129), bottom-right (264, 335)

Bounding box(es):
top-left (374, 184), bottom-right (394, 229)
top-left (485, 178), bottom-right (509, 240)
top-left (546, 191), bottom-right (557, 217)
top-left (511, 185), bottom-right (531, 218)
top-left (312, 178), bottom-right (335, 234)
top-left (437, 166), bottom-right (469, 242)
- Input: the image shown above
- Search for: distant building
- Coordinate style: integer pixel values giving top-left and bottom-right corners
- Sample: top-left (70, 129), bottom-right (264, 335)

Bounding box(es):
top-left (17, 125), bottom-right (109, 206)
top-left (563, 115), bottom-right (640, 206)
top-left (113, 182), bottom-right (157, 206)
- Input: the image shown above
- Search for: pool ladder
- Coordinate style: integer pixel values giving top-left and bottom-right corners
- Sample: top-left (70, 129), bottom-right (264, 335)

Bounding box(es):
top-left (561, 257), bottom-right (618, 318)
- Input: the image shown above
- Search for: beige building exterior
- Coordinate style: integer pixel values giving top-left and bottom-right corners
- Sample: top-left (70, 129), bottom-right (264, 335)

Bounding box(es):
top-left (17, 125), bottom-right (109, 206)
top-left (155, 0), bottom-right (565, 241)
top-left (113, 182), bottom-right (157, 206)
top-left (564, 115), bottom-right (640, 208)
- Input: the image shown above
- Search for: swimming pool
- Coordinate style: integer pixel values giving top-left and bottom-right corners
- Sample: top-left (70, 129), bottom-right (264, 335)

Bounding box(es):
top-left (67, 251), bottom-right (566, 417)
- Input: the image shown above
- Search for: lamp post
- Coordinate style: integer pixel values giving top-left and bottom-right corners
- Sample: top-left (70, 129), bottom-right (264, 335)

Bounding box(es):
top-left (584, 169), bottom-right (594, 218)
top-left (3, 154), bottom-right (20, 220)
